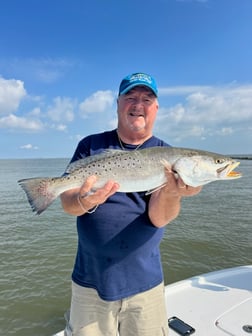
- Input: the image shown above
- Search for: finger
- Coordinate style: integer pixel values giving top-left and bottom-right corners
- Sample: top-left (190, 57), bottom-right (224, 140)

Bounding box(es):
top-left (80, 180), bottom-right (119, 208)
top-left (93, 181), bottom-right (120, 202)
top-left (106, 182), bottom-right (120, 197)
top-left (164, 169), bottom-right (175, 182)
top-left (160, 171), bottom-right (180, 196)
top-left (80, 175), bottom-right (97, 196)
top-left (177, 178), bottom-right (186, 189)
top-left (184, 185), bottom-right (202, 196)
top-left (164, 165), bottom-right (172, 174)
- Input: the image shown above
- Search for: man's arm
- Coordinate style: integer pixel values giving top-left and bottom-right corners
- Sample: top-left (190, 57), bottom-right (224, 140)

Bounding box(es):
top-left (60, 175), bottom-right (119, 216)
top-left (148, 169), bottom-right (202, 228)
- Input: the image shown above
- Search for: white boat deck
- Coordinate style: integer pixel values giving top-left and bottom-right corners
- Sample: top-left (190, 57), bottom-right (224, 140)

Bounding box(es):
top-left (166, 265), bottom-right (252, 335)
top-left (54, 265), bottom-right (252, 336)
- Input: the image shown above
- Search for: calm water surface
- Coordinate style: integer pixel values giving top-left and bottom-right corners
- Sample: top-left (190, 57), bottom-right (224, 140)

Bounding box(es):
top-left (0, 158), bottom-right (251, 336)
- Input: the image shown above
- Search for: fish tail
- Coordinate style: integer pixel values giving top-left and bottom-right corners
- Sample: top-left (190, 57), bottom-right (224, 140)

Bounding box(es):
top-left (18, 177), bottom-right (60, 215)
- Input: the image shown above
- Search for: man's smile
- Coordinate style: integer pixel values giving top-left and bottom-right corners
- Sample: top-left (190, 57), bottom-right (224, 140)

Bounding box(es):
top-left (129, 112), bottom-right (145, 117)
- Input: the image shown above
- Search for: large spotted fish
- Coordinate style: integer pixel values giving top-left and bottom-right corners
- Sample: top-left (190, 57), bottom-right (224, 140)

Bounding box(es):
top-left (18, 147), bottom-right (241, 214)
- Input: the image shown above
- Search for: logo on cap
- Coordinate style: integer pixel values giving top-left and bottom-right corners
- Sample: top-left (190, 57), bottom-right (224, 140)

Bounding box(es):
top-left (129, 73), bottom-right (152, 84)
top-left (119, 73), bottom-right (158, 96)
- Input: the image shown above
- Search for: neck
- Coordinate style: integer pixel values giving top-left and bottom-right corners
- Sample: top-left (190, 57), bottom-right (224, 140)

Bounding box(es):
top-left (116, 128), bottom-right (152, 145)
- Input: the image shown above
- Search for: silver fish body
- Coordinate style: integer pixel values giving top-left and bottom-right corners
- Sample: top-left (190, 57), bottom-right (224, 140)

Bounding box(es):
top-left (18, 147), bottom-right (241, 214)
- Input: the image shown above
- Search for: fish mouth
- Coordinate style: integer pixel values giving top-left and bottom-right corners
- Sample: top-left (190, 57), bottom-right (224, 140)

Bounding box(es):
top-left (217, 161), bottom-right (242, 179)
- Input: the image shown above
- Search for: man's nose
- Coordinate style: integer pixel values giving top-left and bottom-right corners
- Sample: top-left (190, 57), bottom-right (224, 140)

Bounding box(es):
top-left (133, 99), bottom-right (145, 108)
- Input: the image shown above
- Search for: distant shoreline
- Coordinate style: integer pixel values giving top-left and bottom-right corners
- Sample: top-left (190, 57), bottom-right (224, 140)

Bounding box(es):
top-left (231, 155), bottom-right (252, 160)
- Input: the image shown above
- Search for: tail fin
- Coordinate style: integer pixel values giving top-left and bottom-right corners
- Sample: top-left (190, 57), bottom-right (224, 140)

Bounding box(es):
top-left (18, 177), bottom-right (59, 215)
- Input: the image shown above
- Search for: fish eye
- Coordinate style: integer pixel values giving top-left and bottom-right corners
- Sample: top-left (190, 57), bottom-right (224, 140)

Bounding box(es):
top-left (215, 158), bottom-right (225, 164)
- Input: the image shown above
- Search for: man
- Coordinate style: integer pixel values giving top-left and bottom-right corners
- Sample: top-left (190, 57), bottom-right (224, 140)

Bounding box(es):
top-left (61, 73), bottom-right (201, 336)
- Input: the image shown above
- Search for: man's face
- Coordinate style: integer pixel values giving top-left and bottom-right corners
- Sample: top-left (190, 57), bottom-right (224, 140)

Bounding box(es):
top-left (117, 86), bottom-right (159, 134)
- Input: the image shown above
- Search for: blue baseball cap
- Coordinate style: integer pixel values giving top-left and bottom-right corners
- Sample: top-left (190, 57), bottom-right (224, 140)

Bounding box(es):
top-left (118, 73), bottom-right (158, 97)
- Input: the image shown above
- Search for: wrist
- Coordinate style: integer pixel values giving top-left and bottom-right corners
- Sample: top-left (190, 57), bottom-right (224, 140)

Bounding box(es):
top-left (77, 194), bottom-right (98, 214)
top-left (159, 185), bottom-right (182, 200)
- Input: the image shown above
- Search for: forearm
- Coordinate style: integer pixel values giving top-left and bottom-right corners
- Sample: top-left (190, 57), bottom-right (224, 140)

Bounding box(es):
top-left (60, 189), bottom-right (92, 216)
top-left (60, 176), bottom-right (120, 216)
top-left (148, 189), bottom-right (181, 228)
top-left (148, 169), bottom-right (202, 228)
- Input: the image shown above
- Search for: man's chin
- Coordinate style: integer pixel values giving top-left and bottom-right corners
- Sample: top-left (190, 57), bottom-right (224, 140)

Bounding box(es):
top-left (128, 121), bottom-right (146, 132)
top-left (129, 125), bottom-right (146, 132)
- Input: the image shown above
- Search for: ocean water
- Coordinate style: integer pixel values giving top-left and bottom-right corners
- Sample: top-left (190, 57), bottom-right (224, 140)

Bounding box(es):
top-left (0, 158), bottom-right (251, 336)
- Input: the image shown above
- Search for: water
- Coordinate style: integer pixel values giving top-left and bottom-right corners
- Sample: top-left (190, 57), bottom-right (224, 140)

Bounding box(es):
top-left (0, 158), bottom-right (251, 336)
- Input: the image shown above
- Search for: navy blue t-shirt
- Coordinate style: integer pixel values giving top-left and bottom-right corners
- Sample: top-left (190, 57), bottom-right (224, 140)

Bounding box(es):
top-left (69, 129), bottom-right (170, 301)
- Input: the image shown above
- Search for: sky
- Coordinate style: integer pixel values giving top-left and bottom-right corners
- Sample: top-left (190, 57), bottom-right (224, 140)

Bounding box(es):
top-left (0, 0), bottom-right (252, 158)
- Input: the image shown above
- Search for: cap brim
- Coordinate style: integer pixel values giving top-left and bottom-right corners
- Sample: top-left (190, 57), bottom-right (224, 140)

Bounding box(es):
top-left (119, 83), bottom-right (157, 96)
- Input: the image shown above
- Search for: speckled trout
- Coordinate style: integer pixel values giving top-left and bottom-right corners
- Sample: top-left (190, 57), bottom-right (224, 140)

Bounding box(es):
top-left (18, 147), bottom-right (241, 214)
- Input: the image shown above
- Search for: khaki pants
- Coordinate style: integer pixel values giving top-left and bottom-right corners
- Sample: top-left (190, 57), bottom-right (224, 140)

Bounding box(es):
top-left (64, 281), bottom-right (168, 336)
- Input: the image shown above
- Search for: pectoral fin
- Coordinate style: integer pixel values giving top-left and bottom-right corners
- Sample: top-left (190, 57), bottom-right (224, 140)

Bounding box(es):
top-left (160, 159), bottom-right (172, 172)
top-left (145, 182), bottom-right (168, 195)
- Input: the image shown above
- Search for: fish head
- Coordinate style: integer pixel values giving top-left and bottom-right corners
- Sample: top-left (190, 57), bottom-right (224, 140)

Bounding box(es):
top-left (172, 154), bottom-right (241, 187)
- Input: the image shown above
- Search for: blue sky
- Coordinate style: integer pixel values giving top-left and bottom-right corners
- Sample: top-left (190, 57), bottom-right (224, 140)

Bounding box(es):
top-left (0, 0), bottom-right (252, 158)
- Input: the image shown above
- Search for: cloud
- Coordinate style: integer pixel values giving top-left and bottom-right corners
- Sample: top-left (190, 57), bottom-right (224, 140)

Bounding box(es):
top-left (107, 117), bottom-right (118, 130)
top-left (79, 90), bottom-right (114, 117)
top-left (159, 85), bottom-right (212, 96)
top-left (47, 96), bottom-right (76, 122)
top-left (1, 77), bottom-right (251, 151)
top-left (218, 127), bottom-right (233, 136)
top-left (20, 144), bottom-right (39, 150)
top-left (29, 107), bottom-right (41, 117)
top-left (50, 123), bottom-right (68, 131)
top-left (0, 114), bottom-right (43, 131)
top-left (0, 77), bottom-right (26, 115)
top-left (183, 87), bottom-right (252, 123)
top-left (0, 77), bottom-right (115, 133)
top-left (1, 57), bottom-right (75, 83)
top-left (33, 58), bottom-right (75, 83)
top-left (156, 84), bottom-right (252, 142)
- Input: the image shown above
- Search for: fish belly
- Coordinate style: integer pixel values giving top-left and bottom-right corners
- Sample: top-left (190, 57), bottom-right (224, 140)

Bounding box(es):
top-left (91, 171), bottom-right (167, 193)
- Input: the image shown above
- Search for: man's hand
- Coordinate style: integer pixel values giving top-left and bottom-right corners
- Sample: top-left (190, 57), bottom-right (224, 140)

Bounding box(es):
top-left (78, 175), bottom-right (120, 211)
top-left (162, 168), bottom-right (202, 198)
top-left (60, 175), bottom-right (119, 216)
top-left (148, 169), bottom-right (202, 228)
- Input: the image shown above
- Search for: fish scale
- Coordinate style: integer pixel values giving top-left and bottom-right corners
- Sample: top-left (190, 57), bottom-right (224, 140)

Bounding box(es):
top-left (66, 150), bottom-right (166, 192)
top-left (18, 147), bottom-right (241, 214)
